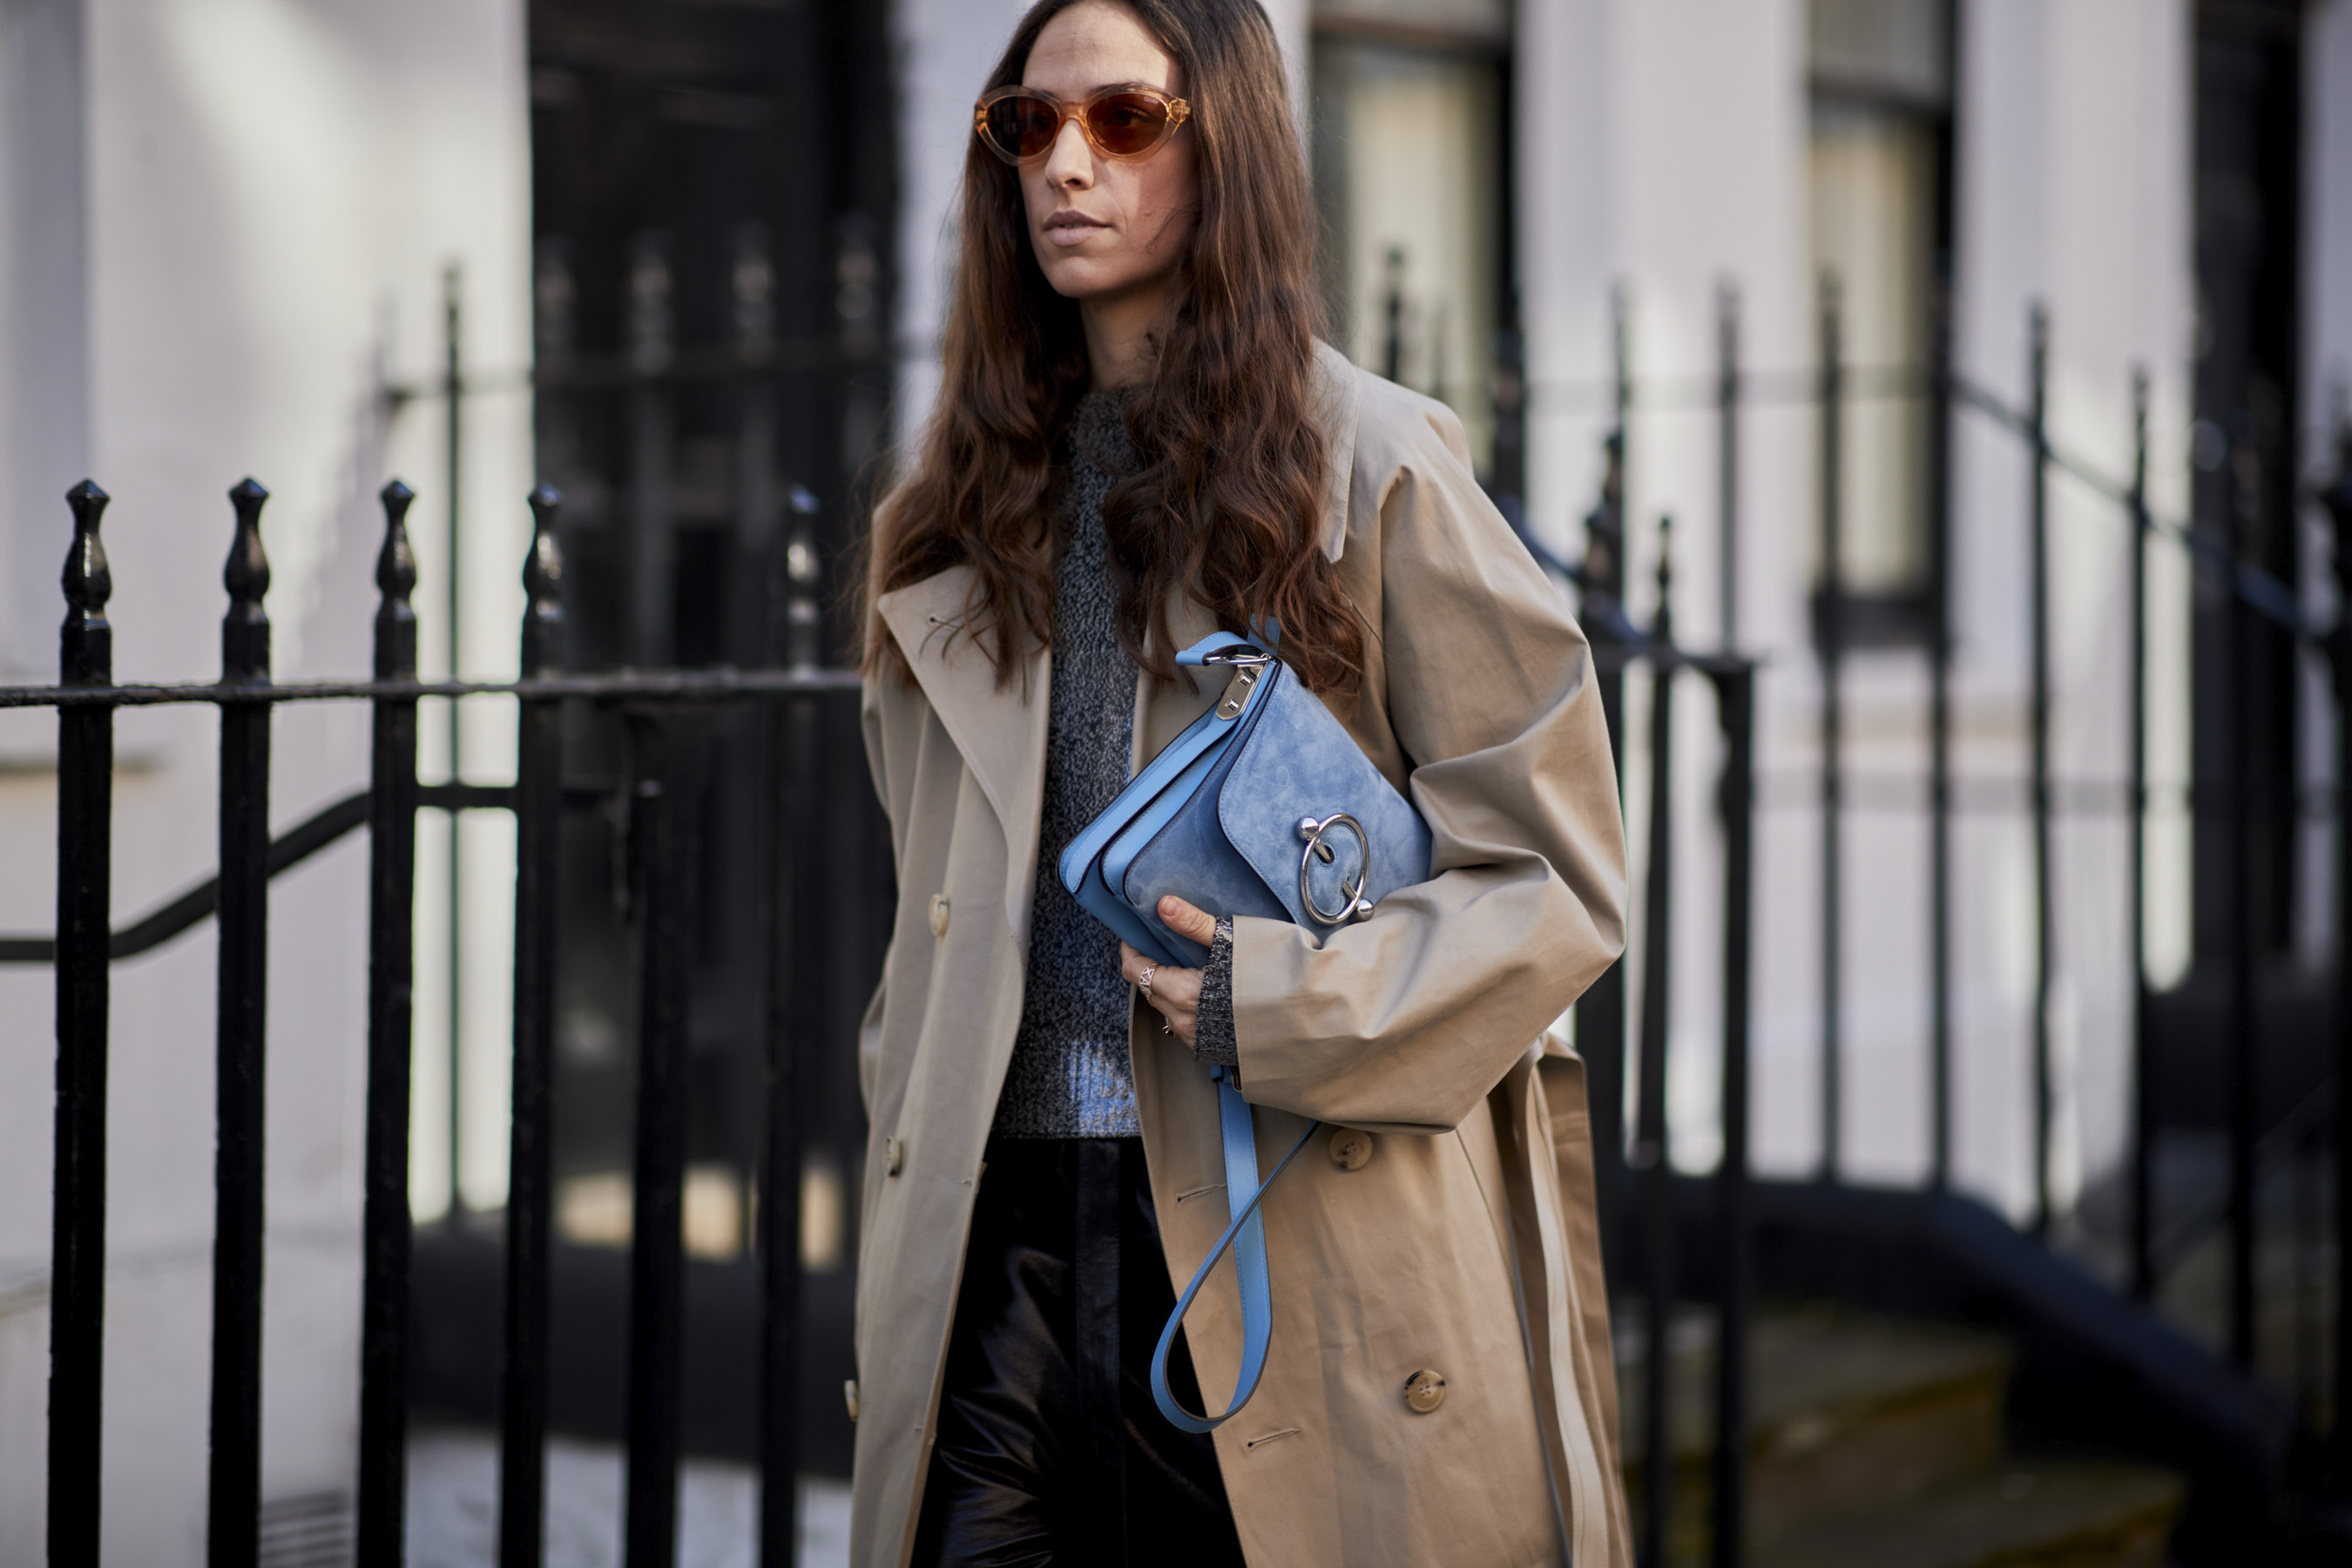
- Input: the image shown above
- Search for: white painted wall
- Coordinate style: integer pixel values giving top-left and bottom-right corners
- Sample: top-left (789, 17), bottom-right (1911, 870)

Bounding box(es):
top-left (0, 0), bottom-right (531, 1557)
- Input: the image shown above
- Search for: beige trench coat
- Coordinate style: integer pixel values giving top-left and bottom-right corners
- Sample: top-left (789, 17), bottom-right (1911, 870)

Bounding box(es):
top-left (852, 343), bottom-right (1632, 1568)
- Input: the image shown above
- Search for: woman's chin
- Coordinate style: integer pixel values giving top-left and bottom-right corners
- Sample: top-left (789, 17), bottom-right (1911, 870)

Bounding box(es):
top-left (1042, 262), bottom-right (1160, 305)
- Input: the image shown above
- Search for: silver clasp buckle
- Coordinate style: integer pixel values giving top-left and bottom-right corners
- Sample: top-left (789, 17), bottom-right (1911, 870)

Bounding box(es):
top-left (1296, 814), bottom-right (1375, 926)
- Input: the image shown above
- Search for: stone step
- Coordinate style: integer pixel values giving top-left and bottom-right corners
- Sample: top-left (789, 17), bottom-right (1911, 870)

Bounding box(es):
top-left (1619, 1303), bottom-right (2013, 1551)
top-left (1749, 1459), bottom-right (2186, 1568)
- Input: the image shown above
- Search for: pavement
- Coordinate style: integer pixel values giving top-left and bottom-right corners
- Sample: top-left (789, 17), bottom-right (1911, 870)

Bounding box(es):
top-left (406, 1429), bottom-right (851, 1568)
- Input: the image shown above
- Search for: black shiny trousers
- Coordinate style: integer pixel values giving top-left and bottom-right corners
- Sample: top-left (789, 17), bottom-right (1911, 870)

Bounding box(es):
top-left (911, 1137), bottom-right (1249, 1568)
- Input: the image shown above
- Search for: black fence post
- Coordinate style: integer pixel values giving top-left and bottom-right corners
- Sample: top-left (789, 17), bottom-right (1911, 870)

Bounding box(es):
top-left (1927, 266), bottom-right (1955, 1192)
top-left (2127, 374), bottom-right (2155, 1299)
top-left (2319, 419), bottom-right (2352, 1452)
top-left (358, 481), bottom-right (421, 1566)
top-left (1582, 425), bottom-right (1629, 1261)
top-left (209, 476), bottom-right (274, 1567)
top-left (2027, 307), bottom-right (2054, 1238)
top-left (759, 689), bottom-right (809, 1568)
top-left (1636, 521), bottom-right (1677, 1568)
top-left (1717, 285), bottom-right (1740, 648)
top-left (50, 480), bottom-right (114, 1568)
top-left (1710, 659), bottom-right (1756, 1568)
top-left (2226, 426), bottom-right (2261, 1369)
top-left (501, 485), bottom-right (565, 1568)
top-left (1816, 272), bottom-right (1843, 1183)
top-left (625, 713), bottom-right (691, 1568)
top-left (445, 263), bottom-right (467, 1224)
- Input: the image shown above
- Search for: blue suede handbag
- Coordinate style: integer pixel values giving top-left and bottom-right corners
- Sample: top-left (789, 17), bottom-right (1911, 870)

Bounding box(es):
top-left (1058, 628), bottom-right (1432, 1432)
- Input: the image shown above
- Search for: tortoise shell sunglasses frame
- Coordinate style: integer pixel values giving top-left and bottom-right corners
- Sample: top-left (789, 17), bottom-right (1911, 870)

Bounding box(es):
top-left (973, 83), bottom-right (1193, 166)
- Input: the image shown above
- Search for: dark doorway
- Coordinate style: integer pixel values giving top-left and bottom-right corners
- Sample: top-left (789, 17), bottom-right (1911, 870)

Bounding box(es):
top-left (413, 0), bottom-right (897, 1477)
top-left (2191, 0), bottom-right (2302, 968)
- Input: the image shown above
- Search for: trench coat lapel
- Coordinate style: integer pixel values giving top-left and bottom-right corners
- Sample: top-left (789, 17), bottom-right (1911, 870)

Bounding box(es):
top-left (876, 565), bottom-right (1052, 944)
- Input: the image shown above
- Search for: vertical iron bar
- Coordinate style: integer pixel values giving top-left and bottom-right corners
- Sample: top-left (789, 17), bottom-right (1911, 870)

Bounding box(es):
top-left (1710, 661), bottom-right (1755, 1568)
top-left (357, 482), bottom-right (421, 1566)
top-left (1717, 285), bottom-right (1739, 648)
top-left (758, 691), bottom-right (808, 1568)
top-left (2028, 307), bottom-right (2054, 1237)
top-left (50, 480), bottom-right (113, 1568)
top-left (209, 477), bottom-right (273, 1568)
top-left (2226, 432), bottom-right (2261, 1369)
top-left (1927, 267), bottom-right (1955, 1190)
top-left (1636, 522), bottom-right (1677, 1568)
top-left (1817, 273), bottom-right (1843, 1183)
top-left (628, 232), bottom-right (677, 667)
top-left (445, 263), bottom-right (467, 1223)
top-left (1579, 286), bottom-right (1632, 1263)
top-left (2319, 419), bottom-right (2352, 1450)
top-left (500, 487), bottom-right (566, 1568)
top-left (625, 714), bottom-right (689, 1568)
top-left (2128, 374), bottom-right (2155, 1298)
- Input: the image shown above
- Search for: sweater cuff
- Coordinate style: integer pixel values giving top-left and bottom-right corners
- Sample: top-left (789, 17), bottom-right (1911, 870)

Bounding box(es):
top-left (1193, 917), bottom-right (1240, 1069)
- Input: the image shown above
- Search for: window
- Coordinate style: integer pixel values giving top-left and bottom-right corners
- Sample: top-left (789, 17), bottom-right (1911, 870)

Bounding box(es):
top-left (1310, 0), bottom-right (1509, 479)
top-left (1808, 0), bottom-right (1953, 643)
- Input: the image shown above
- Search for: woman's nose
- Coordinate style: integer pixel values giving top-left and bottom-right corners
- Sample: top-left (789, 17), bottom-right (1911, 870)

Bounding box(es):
top-left (1043, 118), bottom-right (1093, 189)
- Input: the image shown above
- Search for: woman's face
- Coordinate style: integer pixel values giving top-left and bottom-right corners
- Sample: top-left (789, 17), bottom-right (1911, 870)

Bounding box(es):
top-left (1018, 2), bottom-right (1199, 305)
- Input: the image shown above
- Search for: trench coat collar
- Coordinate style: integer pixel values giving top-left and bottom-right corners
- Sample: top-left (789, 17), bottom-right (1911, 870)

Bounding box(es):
top-left (873, 341), bottom-right (1364, 851)
top-left (1309, 338), bottom-right (1362, 561)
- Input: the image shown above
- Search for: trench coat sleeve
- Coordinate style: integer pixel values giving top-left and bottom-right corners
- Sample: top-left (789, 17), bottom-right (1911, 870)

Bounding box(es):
top-left (1228, 399), bottom-right (1627, 1133)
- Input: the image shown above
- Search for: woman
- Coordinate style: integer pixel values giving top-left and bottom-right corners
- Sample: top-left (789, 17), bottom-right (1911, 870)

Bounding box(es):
top-left (854, 1), bottom-right (1631, 1562)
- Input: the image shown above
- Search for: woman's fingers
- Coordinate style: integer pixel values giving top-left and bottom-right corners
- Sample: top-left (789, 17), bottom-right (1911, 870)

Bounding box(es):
top-left (1118, 940), bottom-right (1201, 1047)
top-left (1156, 895), bottom-right (1220, 946)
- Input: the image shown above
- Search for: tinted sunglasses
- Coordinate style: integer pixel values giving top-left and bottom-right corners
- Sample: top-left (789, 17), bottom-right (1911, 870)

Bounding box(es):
top-left (974, 84), bottom-right (1192, 165)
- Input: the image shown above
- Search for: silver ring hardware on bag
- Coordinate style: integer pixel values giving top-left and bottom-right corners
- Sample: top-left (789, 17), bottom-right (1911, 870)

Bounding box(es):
top-left (1296, 814), bottom-right (1375, 926)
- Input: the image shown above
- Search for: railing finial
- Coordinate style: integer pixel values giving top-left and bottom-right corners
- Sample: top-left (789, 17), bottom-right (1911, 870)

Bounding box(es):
top-left (1654, 512), bottom-right (1674, 646)
top-left (223, 477), bottom-right (272, 683)
top-left (522, 484), bottom-right (564, 678)
top-left (60, 481), bottom-right (112, 687)
top-left (376, 481), bottom-right (419, 683)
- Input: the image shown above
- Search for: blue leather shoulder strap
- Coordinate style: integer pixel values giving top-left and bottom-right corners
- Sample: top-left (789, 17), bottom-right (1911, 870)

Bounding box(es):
top-left (1151, 1068), bottom-right (1318, 1433)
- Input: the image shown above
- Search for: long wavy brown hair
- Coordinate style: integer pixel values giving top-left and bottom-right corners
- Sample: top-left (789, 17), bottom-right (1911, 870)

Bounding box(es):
top-left (861, 0), bottom-right (1362, 694)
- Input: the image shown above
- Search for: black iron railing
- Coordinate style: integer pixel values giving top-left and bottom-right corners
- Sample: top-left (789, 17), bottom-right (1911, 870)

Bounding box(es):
top-left (13, 476), bottom-right (856, 1568)
top-left (1511, 277), bottom-right (2352, 1564)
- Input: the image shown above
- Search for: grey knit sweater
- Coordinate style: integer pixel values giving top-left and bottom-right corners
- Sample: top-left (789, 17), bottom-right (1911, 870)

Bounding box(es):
top-left (992, 391), bottom-right (1239, 1140)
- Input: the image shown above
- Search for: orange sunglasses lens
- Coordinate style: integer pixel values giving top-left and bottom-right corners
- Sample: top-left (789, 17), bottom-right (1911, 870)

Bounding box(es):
top-left (1086, 91), bottom-right (1176, 156)
top-left (983, 93), bottom-right (1065, 160)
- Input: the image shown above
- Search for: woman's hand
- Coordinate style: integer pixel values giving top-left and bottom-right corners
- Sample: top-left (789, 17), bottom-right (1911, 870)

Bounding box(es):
top-left (1119, 896), bottom-right (1219, 1048)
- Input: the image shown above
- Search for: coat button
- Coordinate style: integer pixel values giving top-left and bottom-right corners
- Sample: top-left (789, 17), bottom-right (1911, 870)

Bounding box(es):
top-left (1402, 1369), bottom-right (1447, 1414)
top-left (928, 894), bottom-right (950, 936)
top-left (843, 1380), bottom-right (860, 1422)
top-left (1328, 1127), bottom-right (1373, 1171)
top-left (884, 1136), bottom-right (904, 1176)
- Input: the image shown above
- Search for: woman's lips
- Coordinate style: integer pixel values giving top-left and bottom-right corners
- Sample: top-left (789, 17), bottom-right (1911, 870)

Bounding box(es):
top-left (1044, 210), bottom-right (1110, 247)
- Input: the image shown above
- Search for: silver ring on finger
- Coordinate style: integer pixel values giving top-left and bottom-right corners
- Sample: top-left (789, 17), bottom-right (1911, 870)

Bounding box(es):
top-left (1139, 964), bottom-right (1156, 999)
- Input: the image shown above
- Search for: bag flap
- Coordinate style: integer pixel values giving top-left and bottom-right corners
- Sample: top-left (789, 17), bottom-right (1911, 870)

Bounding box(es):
top-left (1216, 677), bottom-right (1434, 929)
